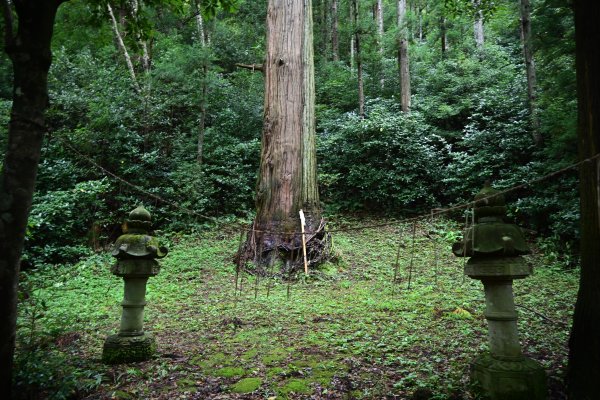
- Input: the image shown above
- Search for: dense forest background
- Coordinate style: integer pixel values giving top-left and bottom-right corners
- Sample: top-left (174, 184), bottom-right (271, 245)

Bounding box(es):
top-left (0, 0), bottom-right (577, 268)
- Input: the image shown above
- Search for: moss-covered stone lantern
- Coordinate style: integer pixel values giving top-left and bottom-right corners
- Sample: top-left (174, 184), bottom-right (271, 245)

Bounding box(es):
top-left (102, 206), bottom-right (168, 364)
top-left (453, 182), bottom-right (547, 400)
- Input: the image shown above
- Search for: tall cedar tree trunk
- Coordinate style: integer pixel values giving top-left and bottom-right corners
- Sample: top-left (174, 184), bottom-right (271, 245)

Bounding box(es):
top-left (247, 0), bottom-right (323, 268)
top-left (519, 0), bottom-right (542, 146)
top-left (352, 0), bottom-right (365, 118)
top-left (331, 0), bottom-right (339, 61)
top-left (397, 0), bottom-right (410, 112)
top-left (567, 1), bottom-right (600, 398)
top-left (0, 1), bottom-right (65, 396)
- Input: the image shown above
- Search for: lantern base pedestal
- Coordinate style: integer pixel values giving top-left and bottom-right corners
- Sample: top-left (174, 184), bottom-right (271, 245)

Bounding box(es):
top-left (470, 353), bottom-right (547, 400)
top-left (102, 332), bottom-right (156, 364)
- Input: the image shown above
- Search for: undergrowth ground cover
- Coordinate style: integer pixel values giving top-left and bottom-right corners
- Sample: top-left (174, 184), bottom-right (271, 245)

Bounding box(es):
top-left (15, 218), bottom-right (578, 399)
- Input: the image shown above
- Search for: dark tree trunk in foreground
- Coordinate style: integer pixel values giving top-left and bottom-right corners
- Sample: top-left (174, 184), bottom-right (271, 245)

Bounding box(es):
top-left (567, 1), bottom-right (600, 398)
top-left (243, 0), bottom-right (327, 271)
top-left (0, 1), bottom-right (65, 396)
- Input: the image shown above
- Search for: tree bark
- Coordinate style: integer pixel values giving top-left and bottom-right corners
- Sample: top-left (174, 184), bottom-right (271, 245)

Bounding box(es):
top-left (519, 0), bottom-right (542, 146)
top-left (352, 0), bottom-right (365, 118)
top-left (331, 0), bottom-right (339, 61)
top-left (107, 3), bottom-right (141, 94)
top-left (350, 0), bottom-right (355, 73)
top-left (473, 1), bottom-right (484, 49)
top-left (194, 0), bottom-right (208, 165)
top-left (397, 0), bottom-right (411, 112)
top-left (245, 0), bottom-right (325, 271)
top-left (0, 1), bottom-right (64, 397)
top-left (567, 1), bottom-right (600, 398)
top-left (377, 0), bottom-right (384, 89)
top-left (440, 15), bottom-right (447, 56)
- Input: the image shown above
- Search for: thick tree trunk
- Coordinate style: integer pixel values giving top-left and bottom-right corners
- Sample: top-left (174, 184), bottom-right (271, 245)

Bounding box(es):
top-left (567, 1), bottom-right (600, 398)
top-left (0, 1), bottom-right (64, 396)
top-left (397, 0), bottom-right (410, 112)
top-left (352, 0), bottom-right (365, 118)
top-left (331, 0), bottom-right (339, 61)
top-left (245, 0), bottom-right (326, 271)
top-left (519, 0), bottom-right (542, 146)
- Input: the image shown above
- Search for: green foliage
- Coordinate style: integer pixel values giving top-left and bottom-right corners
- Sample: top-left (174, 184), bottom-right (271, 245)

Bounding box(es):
top-left (25, 179), bottom-right (110, 267)
top-left (319, 100), bottom-right (445, 211)
top-left (14, 224), bottom-right (577, 398)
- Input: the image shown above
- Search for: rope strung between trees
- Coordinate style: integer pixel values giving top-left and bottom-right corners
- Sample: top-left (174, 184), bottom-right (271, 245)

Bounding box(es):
top-left (59, 134), bottom-right (600, 236)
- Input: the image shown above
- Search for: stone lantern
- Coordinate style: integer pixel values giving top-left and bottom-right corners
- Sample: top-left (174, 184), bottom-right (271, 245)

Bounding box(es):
top-left (453, 182), bottom-right (547, 400)
top-left (102, 206), bottom-right (168, 364)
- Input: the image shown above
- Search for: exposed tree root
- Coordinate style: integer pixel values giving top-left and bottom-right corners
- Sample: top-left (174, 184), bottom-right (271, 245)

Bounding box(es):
top-left (235, 218), bottom-right (331, 277)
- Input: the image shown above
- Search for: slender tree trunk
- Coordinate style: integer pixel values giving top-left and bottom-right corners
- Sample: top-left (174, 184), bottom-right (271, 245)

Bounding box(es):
top-left (418, 1), bottom-right (423, 42)
top-left (245, 0), bottom-right (325, 269)
top-left (473, 1), bottom-right (484, 49)
top-left (567, 1), bottom-right (600, 398)
top-left (0, 1), bottom-right (64, 397)
top-left (321, 0), bottom-right (330, 56)
top-left (377, 0), bottom-right (384, 89)
top-left (350, 0), bottom-right (355, 73)
top-left (107, 3), bottom-right (141, 94)
top-left (440, 16), bottom-right (447, 56)
top-left (352, 0), bottom-right (365, 118)
top-left (397, 0), bottom-right (410, 112)
top-left (194, 0), bottom-right (208, 164)
top-left (331, 0), bottom-right (339, 61)
top-left (519, 0), bottom-right (542, 145)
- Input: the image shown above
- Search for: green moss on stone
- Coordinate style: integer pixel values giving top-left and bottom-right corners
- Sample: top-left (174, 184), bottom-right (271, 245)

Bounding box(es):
top-left (231, 377), bottom-right (262, 393)
top-left (102, 333), bottom-right (156, 364)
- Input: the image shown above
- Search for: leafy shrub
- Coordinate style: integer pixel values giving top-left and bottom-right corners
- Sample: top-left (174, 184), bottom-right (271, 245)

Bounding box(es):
top-left (318, 99), bottom-right (446, 212)
top-left (24, 179), bottom-right (110, 267)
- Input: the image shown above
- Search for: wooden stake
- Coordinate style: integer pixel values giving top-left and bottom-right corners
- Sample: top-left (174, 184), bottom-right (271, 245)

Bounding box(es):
top-left (407, 221), bottom-right (417, 290)
top-left (299, 209), bottom-right (309, 276)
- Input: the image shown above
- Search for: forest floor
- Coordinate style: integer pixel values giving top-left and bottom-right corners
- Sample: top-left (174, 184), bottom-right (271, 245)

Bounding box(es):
top-left (14, 217), bottom-right (578, 399)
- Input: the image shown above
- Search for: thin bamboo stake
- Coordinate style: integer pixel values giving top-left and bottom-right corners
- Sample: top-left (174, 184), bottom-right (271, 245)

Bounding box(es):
top-left (407, 221), bottom-right (417, 290)
top-left (299, 209), bottom-right (309, 276)
top-left (287, 235), bottom-right (295, 300)
top-left (267, 236), bottom-right (278, 298)
top-left (432, 209), bottom-right (439, 287)
top-left (392, 226), bottom-right (403, 291)
top-left (462, 210), bottom-right (469, 284)
top-left (234, 230), bottom-right (244, 296)
top-left (254, 242), bottom-right (264, 300)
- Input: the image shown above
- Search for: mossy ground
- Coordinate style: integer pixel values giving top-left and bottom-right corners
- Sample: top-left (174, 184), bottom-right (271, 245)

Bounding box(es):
top-left (14, 218), bottom-right (578, 399)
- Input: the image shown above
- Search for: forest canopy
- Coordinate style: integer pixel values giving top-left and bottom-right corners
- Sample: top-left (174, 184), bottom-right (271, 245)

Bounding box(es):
top-left (0, 0), bottom-right (577, 265)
